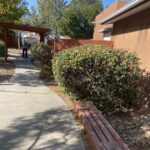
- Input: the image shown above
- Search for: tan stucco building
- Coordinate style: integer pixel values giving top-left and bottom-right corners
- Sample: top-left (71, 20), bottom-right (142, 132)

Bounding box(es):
top-left (93, 0), bottom-right (126, 41)
top-left (94, 0), bottom-right (150, 71)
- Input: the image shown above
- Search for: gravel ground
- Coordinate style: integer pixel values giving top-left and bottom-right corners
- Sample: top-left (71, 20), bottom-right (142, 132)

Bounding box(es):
top-left (105, 108), bottom-right (150, 150)
top-left (0, 59), bottom-right (15, 83)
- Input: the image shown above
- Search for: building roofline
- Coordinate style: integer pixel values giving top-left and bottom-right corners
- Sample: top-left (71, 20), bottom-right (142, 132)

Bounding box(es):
top-left (99, 25), bottom-right (113, 33)
top-left (101, 0), bottom-right (149, 24)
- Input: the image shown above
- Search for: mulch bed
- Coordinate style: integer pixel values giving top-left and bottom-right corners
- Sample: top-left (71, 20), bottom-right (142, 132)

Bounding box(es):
top-left (0, 59), bottom-right (15, 83)
top-left (106, 108), bottom-right (150, 150)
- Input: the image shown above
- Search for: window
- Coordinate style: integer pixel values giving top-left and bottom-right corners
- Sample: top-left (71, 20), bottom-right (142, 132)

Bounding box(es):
top-left (103, 32), bottom-right (111, 41)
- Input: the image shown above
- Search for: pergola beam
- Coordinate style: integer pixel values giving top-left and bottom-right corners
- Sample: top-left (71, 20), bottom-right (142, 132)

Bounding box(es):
top-left (0, 22), bottom-right (50, 33)
top-left (0, 22), bottom-right (51, 61)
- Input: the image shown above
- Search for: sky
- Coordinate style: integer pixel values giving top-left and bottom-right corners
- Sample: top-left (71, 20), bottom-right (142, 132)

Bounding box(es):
top-left (26, 0), bottom-right (116, 9)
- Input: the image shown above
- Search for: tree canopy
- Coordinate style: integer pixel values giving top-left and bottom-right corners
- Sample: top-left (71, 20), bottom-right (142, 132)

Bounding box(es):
top-left (22, 0), bottom-right (67, 37)
top-left (22, 0), bottom-right (103, 39)
top-left (58, 0), bottom-right (103, 39)
top-left (0, 0), bottom-right (28, 23)
top-left (38, 0), bottom-right (67, 37)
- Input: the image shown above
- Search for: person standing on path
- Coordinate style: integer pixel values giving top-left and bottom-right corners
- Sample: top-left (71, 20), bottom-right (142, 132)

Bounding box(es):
top-left (22, 39), bottom-right (29, 58)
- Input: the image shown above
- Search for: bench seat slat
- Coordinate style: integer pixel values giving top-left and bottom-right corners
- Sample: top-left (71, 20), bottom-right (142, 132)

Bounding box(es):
top-left (74, 101), bottom-right (93, 117)
top-left (92, 107), bottom-right (129, 150)
top-left (84, 110), bottom-right (111, 150)
top-left (89, 109), bottom-right (123, 150)
top-left (74, 101), bottom-right (130, 150)
top-left (79, 110), bottom-right (104, 150)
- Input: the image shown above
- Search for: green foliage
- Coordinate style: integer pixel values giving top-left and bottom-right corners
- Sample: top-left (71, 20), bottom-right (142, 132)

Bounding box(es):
top-left (21, 6), bottom-right (39, 26)
top-left (30, 43), bottom-right (53, 79)
top-left (0, 40), bottom-right (5, 57)
top-left (0, 0), bottom-right (28, 23)
top-left (38, 0), bottom-right (67, 37)
top-left (58, 0), bottom-right (103, 39)
top-left (52, 44), bottom-right (141, 112)
top-left (22, 0), bottom-right (67, 37)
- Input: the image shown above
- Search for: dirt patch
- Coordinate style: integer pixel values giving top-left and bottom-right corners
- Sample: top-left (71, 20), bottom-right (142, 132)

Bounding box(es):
top-left (105, 72), bottom-right (150, 150)
top-left (105, 108), bottom-right (150, 150)
top-left (0, 59), bottom-right (15, 83)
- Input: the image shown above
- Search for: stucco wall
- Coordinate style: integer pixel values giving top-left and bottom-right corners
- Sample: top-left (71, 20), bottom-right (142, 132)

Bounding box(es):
top-left (112, 8), bottom-right (150, 71)
top-left (93, 0), bottom-right (126, 40)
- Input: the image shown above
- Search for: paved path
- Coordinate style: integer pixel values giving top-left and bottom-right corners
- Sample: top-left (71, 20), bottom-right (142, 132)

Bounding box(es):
top-left (0, 52), bottom-right (84, 150)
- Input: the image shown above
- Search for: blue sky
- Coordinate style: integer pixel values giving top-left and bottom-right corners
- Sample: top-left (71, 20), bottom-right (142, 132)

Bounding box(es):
top-left (26, 0), bottom-right (116, 9)
top-left (102, 0), bottom-right (116, 8)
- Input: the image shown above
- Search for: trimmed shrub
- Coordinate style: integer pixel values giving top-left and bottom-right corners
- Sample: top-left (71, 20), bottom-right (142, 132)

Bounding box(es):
top-left (30, 43), bottom-right (53, 78)
top-left (52, 44), bottom-right (142, 112)
top-left (0, 40), bottom-right (5, 57)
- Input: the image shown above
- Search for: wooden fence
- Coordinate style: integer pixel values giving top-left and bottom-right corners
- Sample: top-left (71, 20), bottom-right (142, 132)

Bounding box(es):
top-left (0, 34), bottom-right (18, 48)
top-left (47, 39), bottom-right (114, 54)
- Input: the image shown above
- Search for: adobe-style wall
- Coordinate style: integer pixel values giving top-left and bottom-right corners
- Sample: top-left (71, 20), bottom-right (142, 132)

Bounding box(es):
top-left (112, 8), bottom-right (150, 71)
top-left (93, 0), bottom-right (126, 40)
top-left (48, 39), bottom-right (113, 54)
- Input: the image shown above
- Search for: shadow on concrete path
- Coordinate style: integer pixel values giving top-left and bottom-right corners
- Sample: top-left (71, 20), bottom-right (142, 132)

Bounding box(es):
top-left (0, 50), bottom-right (84, 150)
top-left (0, 106), bottom-right (83, 150)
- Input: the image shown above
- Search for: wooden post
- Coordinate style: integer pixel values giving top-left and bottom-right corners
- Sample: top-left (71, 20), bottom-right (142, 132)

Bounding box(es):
top-left (4, 28), bottom-right (8, 61)
top-left (54, 40), bottom-right (56, 55)
top-left (40, 33), bottom-right (44, 42)
top-left (18, 34), bottom-right (20, 50)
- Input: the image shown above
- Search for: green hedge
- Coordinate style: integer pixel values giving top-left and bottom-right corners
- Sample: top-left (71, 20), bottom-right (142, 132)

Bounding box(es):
top-left (30, 43), bottom-right (53, 79)
top-left (52, 44), bottom-right (142, 112)
top-left (0, 40), bottom-right (5, 57)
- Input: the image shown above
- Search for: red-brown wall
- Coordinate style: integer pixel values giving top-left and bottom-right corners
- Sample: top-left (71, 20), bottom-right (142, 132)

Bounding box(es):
top-left (0, 34), bottom-right (18, 48)
top-left (112, 8), bottom-right (150, 71)
top-left (48, 39), bottom-right (113, 54)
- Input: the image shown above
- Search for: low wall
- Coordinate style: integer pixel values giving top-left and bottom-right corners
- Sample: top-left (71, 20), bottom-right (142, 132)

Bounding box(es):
top-left (47, 39), bottom-right (113, 54)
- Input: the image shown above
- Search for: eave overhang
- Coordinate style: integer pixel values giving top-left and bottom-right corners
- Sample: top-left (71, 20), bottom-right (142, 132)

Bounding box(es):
top-left (101, 0), bottom-right (150, 24)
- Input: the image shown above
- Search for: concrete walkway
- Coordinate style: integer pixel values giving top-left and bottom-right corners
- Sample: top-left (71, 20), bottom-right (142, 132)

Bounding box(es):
top-left (0, 51), bottom-right (84, 150)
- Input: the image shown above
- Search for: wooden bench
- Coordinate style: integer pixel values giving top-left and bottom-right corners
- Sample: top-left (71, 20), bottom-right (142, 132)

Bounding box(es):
top-left (74, 101), bottom-right (130, 150)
